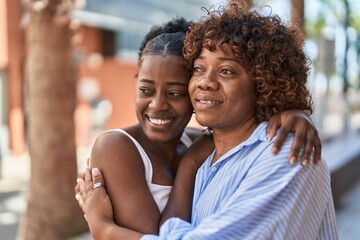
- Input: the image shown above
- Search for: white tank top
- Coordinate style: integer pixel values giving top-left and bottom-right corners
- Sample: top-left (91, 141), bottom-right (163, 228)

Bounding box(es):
top-left (112, 129), bottom-right (172, 213)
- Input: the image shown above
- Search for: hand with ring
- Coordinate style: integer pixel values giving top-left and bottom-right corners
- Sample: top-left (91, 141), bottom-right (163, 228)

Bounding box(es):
top-left (74, 167), bottom-right (114, 229)
top-left (93, 182), bottom-right (104, 190)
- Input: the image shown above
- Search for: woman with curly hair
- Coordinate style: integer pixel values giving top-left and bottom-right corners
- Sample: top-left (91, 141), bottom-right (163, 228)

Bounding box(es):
top-left (76, 3), bottom-right (338, 239)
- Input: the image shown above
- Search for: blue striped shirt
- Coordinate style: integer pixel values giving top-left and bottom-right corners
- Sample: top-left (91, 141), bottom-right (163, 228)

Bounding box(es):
top-left (142, 122), bottom-right (338, 240)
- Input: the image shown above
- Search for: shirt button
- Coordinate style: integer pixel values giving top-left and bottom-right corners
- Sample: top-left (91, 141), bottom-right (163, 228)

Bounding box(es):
top-left (211, 166), bottom-right (217, 172)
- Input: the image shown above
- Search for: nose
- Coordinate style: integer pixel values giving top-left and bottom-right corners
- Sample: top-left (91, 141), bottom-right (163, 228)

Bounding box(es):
top-left (196, 70), bottom-right (219, 90)
top-left (149, 93), bottom-right (170, 111)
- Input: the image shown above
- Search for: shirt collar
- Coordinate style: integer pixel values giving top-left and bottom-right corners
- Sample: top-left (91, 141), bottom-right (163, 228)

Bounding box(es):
top-left (210, 122), bottom-right (268, 165)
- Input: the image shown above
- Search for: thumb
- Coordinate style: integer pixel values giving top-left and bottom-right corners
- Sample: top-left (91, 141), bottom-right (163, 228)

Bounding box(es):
top-left (92, 168), bottom-right (105, 190)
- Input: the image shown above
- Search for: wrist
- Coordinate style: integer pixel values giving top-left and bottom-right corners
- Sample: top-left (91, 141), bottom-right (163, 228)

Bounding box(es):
top-left (88, 215), bottom-right (114, 239)
top-left (180, 154), bottom-right (204, 171)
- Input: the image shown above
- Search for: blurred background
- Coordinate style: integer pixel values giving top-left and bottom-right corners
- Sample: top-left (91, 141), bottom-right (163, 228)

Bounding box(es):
top-left (0, 0), bottom-right (359, 239)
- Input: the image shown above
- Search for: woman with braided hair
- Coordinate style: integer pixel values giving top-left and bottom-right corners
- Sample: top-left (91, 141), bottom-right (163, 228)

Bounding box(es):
top-left (75, 6), bottom-right (333, 238)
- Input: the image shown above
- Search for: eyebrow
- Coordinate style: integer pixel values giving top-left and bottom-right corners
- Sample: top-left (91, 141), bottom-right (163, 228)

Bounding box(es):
top-left (139, 79), bottom-right (154, 84)
top-left (139, 79), bottom-right (188, 87)
top-left (196, 55), bottom-right (239, 63)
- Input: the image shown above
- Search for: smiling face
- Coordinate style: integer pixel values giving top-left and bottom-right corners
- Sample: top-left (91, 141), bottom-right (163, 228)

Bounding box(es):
top-left (136, 54), bottom-right (193, 143)
top-left (189, 45), bottom-right (257, 132)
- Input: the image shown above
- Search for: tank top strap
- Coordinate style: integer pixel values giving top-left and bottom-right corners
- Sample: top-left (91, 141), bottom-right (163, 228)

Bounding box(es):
top-left (109, 129), bottom-right (153, 183)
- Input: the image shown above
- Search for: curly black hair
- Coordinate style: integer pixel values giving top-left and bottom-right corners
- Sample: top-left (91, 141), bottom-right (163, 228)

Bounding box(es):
top-left (138, 17), bottom-right (193, 60)
top-left (184, 4), bottom-right (313, 122)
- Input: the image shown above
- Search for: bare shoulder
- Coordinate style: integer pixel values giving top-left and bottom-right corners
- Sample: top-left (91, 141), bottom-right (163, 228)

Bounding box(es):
top-left (90, 129), bottom-right (144, 173)
top-left (89, 128), bottom-right (160, 232)
top-left (92, 129), bottom-right (133, 151)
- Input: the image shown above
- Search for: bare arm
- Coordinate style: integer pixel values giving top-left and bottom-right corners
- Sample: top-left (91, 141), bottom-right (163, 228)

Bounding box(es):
top-left (160, 135), bottom-right (214, 225)
top-left (78, 168), bottom-right (143, 240)
top-left (90, 131), bottom-right (160, 234)
top-left (76, 129), bottom-right (212, 236)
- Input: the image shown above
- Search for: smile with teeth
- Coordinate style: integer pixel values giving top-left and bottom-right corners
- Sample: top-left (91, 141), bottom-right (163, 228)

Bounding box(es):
top-left (148, 117), bottom-right (173, 125)
top-left (197, 99), bottom-right (222, 105)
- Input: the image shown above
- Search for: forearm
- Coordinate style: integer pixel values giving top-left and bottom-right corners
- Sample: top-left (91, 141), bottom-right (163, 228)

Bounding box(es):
top-left (160, 135), bottom-right (213, 226)
top-left (160, 158), bottom-right (198, 225)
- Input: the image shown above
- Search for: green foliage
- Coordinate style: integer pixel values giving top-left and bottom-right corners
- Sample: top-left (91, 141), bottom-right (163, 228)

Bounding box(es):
top-left (305, 13), bottom-right (326, 39)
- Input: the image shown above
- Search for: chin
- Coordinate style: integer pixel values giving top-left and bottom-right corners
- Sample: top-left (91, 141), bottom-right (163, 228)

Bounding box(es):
top-left (195, 116), bottom-right (212, 127)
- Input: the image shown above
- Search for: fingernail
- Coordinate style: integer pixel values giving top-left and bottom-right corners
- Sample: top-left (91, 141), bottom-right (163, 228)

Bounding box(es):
top-left (76, 178), bottom-right (80, 184)
top-left (92, 168), bottom-right (99, 176)
top-left (290, 156), bottom-right (296, 165)
top-left (272, 146), bottom-right (278, 154)
top-left (316, 159), bottom-right (321, 165)
top-left (302, 159), bottom-right (309, 167)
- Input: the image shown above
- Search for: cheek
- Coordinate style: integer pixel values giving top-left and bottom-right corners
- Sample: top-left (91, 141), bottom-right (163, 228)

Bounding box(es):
top-left (233, 86), bottom-right (256, 110)
top-left (135, 96), bottom-right (149, 112)
top-left (188, 81), bottom-right (196, 101)
top-left (178, 99), bottom-right (193, 115)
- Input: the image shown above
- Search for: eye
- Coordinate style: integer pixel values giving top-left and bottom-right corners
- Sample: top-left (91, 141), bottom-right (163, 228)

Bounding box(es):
top-left (139, 87), bottom-right (152, 95)
top-left (220, 68), bottom-right (233, 75)
top-left (168, 91), bottom-right (187, 98)
top-left (193, 66), bottom-right (203, 73)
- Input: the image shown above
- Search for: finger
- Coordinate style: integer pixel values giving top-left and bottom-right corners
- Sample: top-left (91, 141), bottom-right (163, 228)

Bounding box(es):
top-left (300, 132), bottom-right (315, 167)
top-left (77, 177), bottom-right (88, 209)
top-left (77, 177), bottom-right (86, 194)
top-left (92, 168), bottom-right (105, 190)
top-left (288, 127), bottom-right (306, 164)
top-left (266, 115), bottom-right (280, 141)
top-left (86, 158), bottom-right (90, 168)
top-left (272, 125), bottom-right (292, 154)
top-left (74, 179), bottom-right (80, 194)
top-left (75, 193), bottom-right (84, 212)
top-left (313, 132), bottom-right (322, 164)
top-left (77, 171), bottom-right (85, 180)
top-left (288, 133), bottom-right (304, 164)
top-left (84, 168), bottom-right (93, 192)
top-left (84, 167), bottom-right (92, 181)
top-left (75, 172), bottom-right (85, 194)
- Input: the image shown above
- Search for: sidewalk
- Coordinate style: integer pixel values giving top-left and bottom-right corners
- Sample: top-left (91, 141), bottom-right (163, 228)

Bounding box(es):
top-left (1, 137), bottom-right (360, 240)
top-left (0, 153), bottom-right (28, 240)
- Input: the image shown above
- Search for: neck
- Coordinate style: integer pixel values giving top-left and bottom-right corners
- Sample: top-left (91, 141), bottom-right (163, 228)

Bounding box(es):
top-left (211, 120), bottom-right (259, 165)
top-left (136, 125), bottom-right (181, 161)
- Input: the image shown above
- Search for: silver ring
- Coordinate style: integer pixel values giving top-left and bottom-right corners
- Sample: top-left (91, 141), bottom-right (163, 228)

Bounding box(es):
top-left (93, 182), bottom-right (103, 189)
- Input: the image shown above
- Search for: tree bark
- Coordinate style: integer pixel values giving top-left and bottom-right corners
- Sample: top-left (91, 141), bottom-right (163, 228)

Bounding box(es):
top-left (18, 1), bottom-right (87, 239)
top-left (291, 0), bottom-right (305, 36)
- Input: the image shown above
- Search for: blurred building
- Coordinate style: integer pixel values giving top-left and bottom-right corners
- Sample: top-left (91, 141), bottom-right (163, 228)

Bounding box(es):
top-left (75, 0), bottom-right (212, 59)
top-left (0, 0), bottom-right (212, 155)
top-left (72, 0), bottom-right (211, 146)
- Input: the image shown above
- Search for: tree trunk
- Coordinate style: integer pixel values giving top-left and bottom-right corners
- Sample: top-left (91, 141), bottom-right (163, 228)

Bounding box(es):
top-left (291, 0), bottom-right (305, 36)
top-left (18, 1), bottom-right (87, 239)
